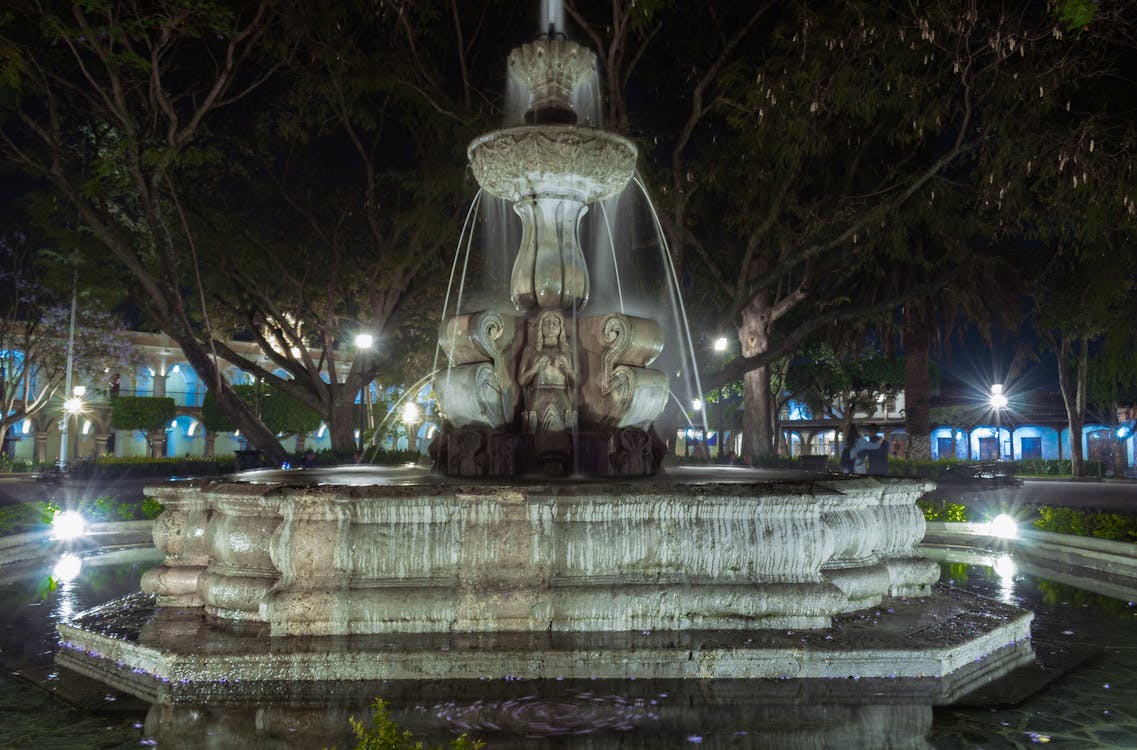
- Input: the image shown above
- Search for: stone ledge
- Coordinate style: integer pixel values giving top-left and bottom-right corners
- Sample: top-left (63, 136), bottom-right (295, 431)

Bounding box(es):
top-left (923, 523), bottom-right (1137, 600)
top-left (56, 584), bottom-right (1032, 703)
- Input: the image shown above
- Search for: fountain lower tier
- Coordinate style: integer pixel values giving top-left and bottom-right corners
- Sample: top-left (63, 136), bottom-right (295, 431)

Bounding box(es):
top-left (56, 469), bottom-right (1033, 695)
top-left (137, 473), bottom-right (942, 636)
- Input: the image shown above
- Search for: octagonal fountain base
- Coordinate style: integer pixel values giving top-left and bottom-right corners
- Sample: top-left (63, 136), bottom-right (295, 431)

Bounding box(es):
top-left (56, 466), bottom-right (1033, 697)
top-left (57, 582), bottom-right (1033, 704)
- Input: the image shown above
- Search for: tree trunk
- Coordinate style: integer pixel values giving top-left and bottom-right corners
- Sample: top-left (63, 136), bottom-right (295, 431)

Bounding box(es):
top-left (174, 331), bottom-right (289, 465)
top-left (1056, 335), bottom-right (1088, 478)
top-left (327, 400), bottom-right (359, 453)
top-left (738, 301), bottom-right (775, 458)
top-left (903, 307), bottom-right (932, 460)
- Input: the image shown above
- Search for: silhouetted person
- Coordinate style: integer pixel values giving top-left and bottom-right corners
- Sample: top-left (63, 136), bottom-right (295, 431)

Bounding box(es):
top-left (840, 426), bottom-right (859, 474)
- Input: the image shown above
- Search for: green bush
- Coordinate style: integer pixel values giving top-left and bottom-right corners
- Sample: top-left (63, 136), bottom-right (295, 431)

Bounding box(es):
top-left (0, 496), bottom-right (163, 536)
top-left (1015, 458), bottom-right (1070, 476)
top-left (110, 396), bottom-right (178, 431)
top-left (917, 499), bottom-right (973, 522)
top-left (1033, 505), bottom-right (1137, 542)
top-left (353, 448), bottom-right (421, 466)
top-left (68, 455), bottom-right (236, 479)
top-left (141, 497), bottom-right (165, 519)
top-left (0, 501), bottom-right (56, 535)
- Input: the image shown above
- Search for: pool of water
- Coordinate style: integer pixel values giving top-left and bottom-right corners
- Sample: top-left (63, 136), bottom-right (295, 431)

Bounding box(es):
top-left (1, 545), bottom-right (1135, 748)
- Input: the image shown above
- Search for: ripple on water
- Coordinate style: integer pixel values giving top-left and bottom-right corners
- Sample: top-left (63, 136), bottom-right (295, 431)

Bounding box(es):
top-left (432, 690), bottom-right (660, 738)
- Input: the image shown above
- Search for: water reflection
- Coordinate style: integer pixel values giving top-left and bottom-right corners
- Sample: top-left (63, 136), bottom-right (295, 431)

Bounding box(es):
top-left (0, 547), bottom-right (1135, 747)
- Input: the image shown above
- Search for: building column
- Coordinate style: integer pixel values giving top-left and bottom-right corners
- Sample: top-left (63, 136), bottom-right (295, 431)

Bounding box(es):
top-left (93, 432), bottom-right (110, 456)
top-left (147, 429), bottom-right (166, 458)
top-left (152, 372), bottom-right (168, 398)
top-left (33, 431), bottom-right (49, 463)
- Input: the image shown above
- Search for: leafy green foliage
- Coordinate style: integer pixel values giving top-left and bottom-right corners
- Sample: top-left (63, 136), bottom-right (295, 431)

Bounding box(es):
top-left (917, 499), bottom-right (972, 523)
top-left (0, 500), bottom-right (55, 535)
top-left (326, 698), bottom-right (483, 750)
top-left (67, 455), bottom-right (235, 478)
top-left (1034, 505), bottom-right (1137, 542)
top-left (203, 384), bottom-right (320, 436)
top-left (110, 396), bottom-right (177, 431)
top-left (0, 494), bottom-right (163, 535)
top-left (140, 497), bottom-right (165, 519)
top-left (1056, 0), bottom-right (1099, 31)
top-left (783, 347), bottom-right (906, 422)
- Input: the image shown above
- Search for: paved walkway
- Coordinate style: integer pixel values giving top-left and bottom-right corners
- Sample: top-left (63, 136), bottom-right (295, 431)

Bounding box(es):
top-left (0, 474), bottom-right (154, 506)
top-left (930, 477), bottom-right (1137, 514)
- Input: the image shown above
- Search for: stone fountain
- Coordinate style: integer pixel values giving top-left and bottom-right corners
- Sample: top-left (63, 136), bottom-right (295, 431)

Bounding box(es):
top-left (55, 26), bottom-right (1033, 718)
top-left (433, 37), bottom-right (667, 479)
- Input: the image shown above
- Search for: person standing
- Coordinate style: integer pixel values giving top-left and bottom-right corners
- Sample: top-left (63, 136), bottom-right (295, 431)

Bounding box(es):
top-left (840, 425), bottom-right (859, 473)
top-left (852, 424), bottom-right (883, 475)
top-left (868, 430), bottom-right (890, 476)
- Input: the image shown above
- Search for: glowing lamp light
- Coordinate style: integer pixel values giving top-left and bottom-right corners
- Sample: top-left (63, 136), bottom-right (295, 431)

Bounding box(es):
top-left (713, 337), bottom-right (728, 353)
top-left (402, 402), bottom-right (422, 425)
top-left (1117, 423), bottom-right (1135, 440)
top-left (51, 510), bottom-right (87, 541)
top-left (354, 333), bottom-right (374, 349)
top-left (53, 553), bottom-right (83, 583)
top-left (992, 554), bottom-right (1017, 580)
top-left (62, 396), bottom-right (84, 415)
top-left (692, 399), bottom-right (703, 412)
top-left (988, 513), bottom-right (1019, 540)
top-left (990, 383), bottom-right (1008, 410)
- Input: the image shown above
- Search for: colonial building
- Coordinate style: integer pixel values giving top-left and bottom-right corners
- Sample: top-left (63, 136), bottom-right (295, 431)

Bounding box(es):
top-left (3, 331), bottom-right (440, 464)
top-left (779, 374), bottom-right (1134, 473)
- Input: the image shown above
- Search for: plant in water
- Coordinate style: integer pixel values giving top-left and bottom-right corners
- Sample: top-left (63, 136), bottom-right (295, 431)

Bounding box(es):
top-left (327, 698), bottom-right (484, 750)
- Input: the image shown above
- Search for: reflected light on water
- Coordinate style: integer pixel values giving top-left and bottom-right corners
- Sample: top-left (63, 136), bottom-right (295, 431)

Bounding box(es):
top-left (52, 553), bottom-right (83, 622)
top-left (52, 553), bottom-right (82, 583)
top-left (993, 553), bottom-right (1017, 605)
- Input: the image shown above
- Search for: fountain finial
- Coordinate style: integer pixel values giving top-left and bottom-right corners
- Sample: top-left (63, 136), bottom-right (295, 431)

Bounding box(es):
top-left (509, 38), bottom-right (594, 125)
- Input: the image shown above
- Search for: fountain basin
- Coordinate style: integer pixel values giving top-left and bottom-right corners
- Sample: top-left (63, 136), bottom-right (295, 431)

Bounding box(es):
top-left (467, 126), bottom-right (637, 204)
top-left (137, 471), bottom-right (941, 636)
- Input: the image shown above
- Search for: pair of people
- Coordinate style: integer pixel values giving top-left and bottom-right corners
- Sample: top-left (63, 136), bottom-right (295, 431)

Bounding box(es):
top-left (840, 425), bottom-right (889, 475)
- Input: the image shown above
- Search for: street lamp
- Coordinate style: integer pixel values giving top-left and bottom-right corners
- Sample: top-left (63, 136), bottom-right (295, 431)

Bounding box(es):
top-left (712, 336), bottom-right (729, 459)
top-left (61, 385), bottom-right (86, 465)
top-left (402, 401), bottom-right (421, 454)
top-left (355, 333), bottom-right (375, 451)
top-left (990, 383), bottom-right (1007, 460)
top-left (691, 398), bottom-right (709, 458)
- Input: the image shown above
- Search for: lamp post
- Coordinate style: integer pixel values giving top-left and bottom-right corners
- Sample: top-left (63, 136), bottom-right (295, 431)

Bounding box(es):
top-left (57, 271), bottom-right (79, 469)
top-left (402, 401), bottom-right (421, 454)
top-left (991, 383), bottom-right (1008, 461)
top-left (713, 336), bottom-right (728, 460)
top-left (691, 398), bottom-right (706, 458)
top-left (61, 386), bottom-right (86, 465)
top-left (354, 333), bottom-right (374, 451)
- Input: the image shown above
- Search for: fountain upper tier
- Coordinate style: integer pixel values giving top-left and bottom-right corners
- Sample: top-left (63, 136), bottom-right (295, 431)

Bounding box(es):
top-left (509, 38), bottom-right (596, 124)
top-left (468, 125), bottom-right (637, 205)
